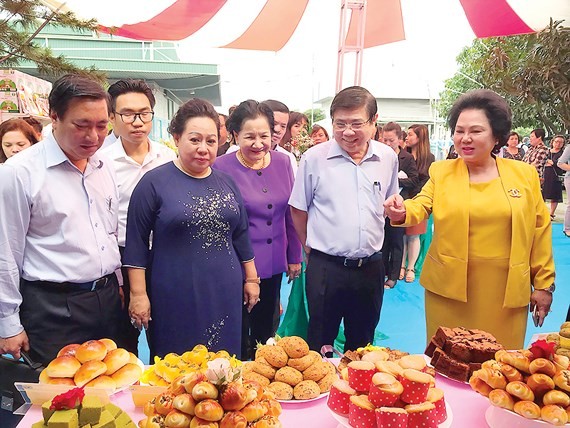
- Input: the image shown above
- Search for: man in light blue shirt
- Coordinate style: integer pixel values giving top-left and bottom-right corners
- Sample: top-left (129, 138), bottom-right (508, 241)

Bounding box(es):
top-left (289, 86), bottom-right (399, 352)
top-left (0, 75), bottom-right (122, 364)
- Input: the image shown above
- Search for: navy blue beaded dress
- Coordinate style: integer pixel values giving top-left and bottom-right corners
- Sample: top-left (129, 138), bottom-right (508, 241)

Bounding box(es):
top-left (124, 162), bottom-right (254, 359)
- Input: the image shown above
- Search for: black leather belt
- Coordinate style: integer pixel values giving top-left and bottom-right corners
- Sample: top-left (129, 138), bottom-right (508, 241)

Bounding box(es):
top-left (312, 249), bottom-right (382, 268)
top-left (22, 273), bottom-right (116, 293)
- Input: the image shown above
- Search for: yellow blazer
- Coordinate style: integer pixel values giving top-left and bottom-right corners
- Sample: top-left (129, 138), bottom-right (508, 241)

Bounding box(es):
top-left (399, 157), bottom-right (555, 308)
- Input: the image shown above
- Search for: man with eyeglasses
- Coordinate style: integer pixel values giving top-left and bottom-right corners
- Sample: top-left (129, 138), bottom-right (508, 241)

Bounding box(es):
top-left (289, 86), bottom-right (399, 352)
top-left (0, 74), bottom-right (123, 364)
top-left (101, 79), bottom-right (176, 355)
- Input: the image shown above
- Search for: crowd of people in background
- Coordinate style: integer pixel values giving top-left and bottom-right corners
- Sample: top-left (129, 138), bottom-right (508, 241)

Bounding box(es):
top-left (0, 73), bottom-right (567, 365)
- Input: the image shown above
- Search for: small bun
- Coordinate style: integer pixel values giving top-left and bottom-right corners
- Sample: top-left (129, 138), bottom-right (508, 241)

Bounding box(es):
top-left (110, 362), bottom-right (142, 388)
top-left (513, 400), bottom-right (541, 419)
top-left (103, 348), bottom-right (130, 375)
top-left (488, 389), bottom-right (515, 411)
top-left (99, 338), bottom-right (117, 352)
top-left (75, 340), bottom-right (107, 363)
top-left (74, 360), bottom-right (107, 387)
top-left (506, 381), bottom-right (535, 401)
top-left (529, 358), bottom-right (556, 377)
top-left (45, 356), bottom-right (82, 378)
top-left (85, 375), bottom-right (116, 389)
top-left (56, 344), bottom-right (80, 358)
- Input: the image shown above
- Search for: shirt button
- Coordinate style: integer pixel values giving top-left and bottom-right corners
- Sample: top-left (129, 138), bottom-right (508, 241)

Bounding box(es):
top-left (262, 188), bottom-right (268, 193)
top-left (267, 220), bottom-right (272, 226)
top-left (267, 238), bottom-right (272, 244)
top-left (267, 204), bottom-right (273, 209)
top-left (101, 246), bottom-right (105, 250)
top-left (90, 199), bottom-right (93, 204)
top-left (95, 223), bottom-right (98, 227)
top-left (257, 171), bottom-right (263, 176)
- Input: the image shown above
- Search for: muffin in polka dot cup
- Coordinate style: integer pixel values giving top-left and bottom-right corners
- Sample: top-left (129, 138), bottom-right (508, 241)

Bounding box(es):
top-left (348, 361), bottom-right (376, 393)
top-left (405, 401), bottom-right (438, 428)
top-left (375, 406), bottom-right (408, 428)
top-left (368, 372), bottom-right (403, 407)
top-left (400, 369), bottom-right (432, 404)
top-left (426, 387), bottom-right (447, 424)
top-left (327, 379), bottom-right (357, 415)
top-left (348, 395), bottom-right (377, 428)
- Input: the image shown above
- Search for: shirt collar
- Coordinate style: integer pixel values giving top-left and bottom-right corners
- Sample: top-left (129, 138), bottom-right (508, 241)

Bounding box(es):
top-left (108, 137), bottom-right (160, 162)
top-left (45, 132), bottom-right (103, 172)
top-left (326, 138), bottom-right (380, 162)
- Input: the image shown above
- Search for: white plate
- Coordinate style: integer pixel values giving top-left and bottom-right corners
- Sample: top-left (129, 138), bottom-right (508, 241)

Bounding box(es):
top-left (485, 405), bottom-right (570, 427)
top-left (328, 400), bottom-right (453, 428)
top-left (277, 392), bottom-right (329, 404)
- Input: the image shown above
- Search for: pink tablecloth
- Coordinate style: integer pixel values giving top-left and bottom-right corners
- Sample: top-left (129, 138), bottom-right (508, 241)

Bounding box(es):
top-left (16, 374), bottom-right (490, 427)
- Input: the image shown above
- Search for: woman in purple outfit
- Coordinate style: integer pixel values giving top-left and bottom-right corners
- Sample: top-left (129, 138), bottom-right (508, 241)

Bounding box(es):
top-left (214, 100), bottom-right (303, 358)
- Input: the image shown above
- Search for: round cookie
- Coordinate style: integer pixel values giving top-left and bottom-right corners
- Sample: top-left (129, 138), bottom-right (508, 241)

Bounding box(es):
top-left (293, 380), bottom-right (321, 400)
top-left (274, 366), bottom-right (303, 386)
top-left (252, 360), bottom-right (277, 380)
top-left (277, 336), bottom-right (310, 359)
top-left (303, 361), bottom-right (330, 382)
top-left (267, 381), bottom-right (294, 400)
top-left (288, 353), bottom-right (319, 372)
top-left (243, 371), bottom-right (271, 387)
top-left (263, 346), bottom-right (289, 368)
top-left (317, 372), bottom-right (337, 393)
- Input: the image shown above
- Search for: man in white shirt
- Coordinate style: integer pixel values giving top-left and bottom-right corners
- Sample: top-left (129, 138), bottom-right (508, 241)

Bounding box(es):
top-left (101, 79), bottom-right (176, 355)
top-left (0, 74), bottom-right (122, 364)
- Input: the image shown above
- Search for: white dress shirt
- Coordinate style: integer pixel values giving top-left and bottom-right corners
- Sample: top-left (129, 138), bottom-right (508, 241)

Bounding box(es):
top-left (101, 138), bottom-right (176, 246)
top-left (0, 133), bottom-right (121, 337)
top-left (226, 144), bottom-right (298, 176)
top-left (289, 139), bottom-right (399, 258)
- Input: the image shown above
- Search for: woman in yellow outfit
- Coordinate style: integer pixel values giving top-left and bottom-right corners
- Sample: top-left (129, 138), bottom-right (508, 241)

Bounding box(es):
top-left (384, 89), bottom-right (555, 349)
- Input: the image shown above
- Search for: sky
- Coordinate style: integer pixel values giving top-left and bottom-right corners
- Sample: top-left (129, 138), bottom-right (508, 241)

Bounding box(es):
top-left (44, 0), bottom-right (567, 112)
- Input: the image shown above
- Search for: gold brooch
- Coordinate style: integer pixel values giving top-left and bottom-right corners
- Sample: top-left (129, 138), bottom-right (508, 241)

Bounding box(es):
top-left (508, 188), bottom-right (522, 198)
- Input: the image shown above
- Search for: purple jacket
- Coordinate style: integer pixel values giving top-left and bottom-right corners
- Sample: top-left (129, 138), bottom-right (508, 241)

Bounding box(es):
top-left (213, 151), bottom-right (302, 279)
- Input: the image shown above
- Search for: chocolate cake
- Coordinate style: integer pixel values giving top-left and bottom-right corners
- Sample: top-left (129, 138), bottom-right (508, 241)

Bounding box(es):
top-left (426, 326), bottom-right (504, 382)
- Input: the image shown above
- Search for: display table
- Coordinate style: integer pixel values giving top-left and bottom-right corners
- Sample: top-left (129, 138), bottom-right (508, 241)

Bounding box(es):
top-left (16, 373), bottom-right (490, 427)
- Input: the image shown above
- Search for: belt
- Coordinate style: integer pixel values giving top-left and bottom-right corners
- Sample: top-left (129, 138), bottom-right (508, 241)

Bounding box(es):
top-left (22, 273), bottom-right (116, 293)
top-left (312, 249), bottom-right (382, 268)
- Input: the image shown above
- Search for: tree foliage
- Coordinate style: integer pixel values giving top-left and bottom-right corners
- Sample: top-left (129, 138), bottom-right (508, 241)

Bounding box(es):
top-left (0, 0), bottom-right (105, 81)
top-left (438, 20), bottom-right (569, 134)
top-left (303, 108), bottom-right (326, 128)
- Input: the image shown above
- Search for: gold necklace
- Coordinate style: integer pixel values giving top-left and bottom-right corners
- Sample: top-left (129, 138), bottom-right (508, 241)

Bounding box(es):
top-left (238, 150), bottom-right (266, 170)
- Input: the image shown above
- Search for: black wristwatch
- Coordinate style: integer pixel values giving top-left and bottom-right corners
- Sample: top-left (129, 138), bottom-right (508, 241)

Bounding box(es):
top-left (540, 284), bottom-right (556, 293)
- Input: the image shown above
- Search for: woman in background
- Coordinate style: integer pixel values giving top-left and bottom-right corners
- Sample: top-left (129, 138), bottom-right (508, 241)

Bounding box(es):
top-left (400, 124), bottom-right (434, 282)
top-left (502, 131), bottom-right (525, 160)
top-left (543, 134), bottom-right (566, 220)
top-left (0, 119), bottom-right (38, 163)
top-left (310, 124), bottom-right (329, 144)
top-left (556, 136), bottom-right (570, 237)
top-left (281, 112), bottom-right (308, 151)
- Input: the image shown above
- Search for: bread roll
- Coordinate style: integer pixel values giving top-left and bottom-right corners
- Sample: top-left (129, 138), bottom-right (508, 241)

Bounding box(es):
top-left (110, 362), bottom-right (142, 388)
top-left (219, 382), bottom-right (248, 411)
top-left (74, 360), bottom-right (107, 387)
top-left (541, 404), bottom-right (569, 426)
top-left (164, 409), bottom-right (192, 428)
top-left (475, 368), bottom-right (507, 390)
top-left (85, 375), bottom-right (116, 389)
top-left (543, 390), bottom-right (570, 407)
top-left (496, 351), bottom-right (530, 374)
top-left (529, 358), bottom-right (557, 377)
top-left (488, 389), bottom-right (515, 411)
top-left (513, 400), bottom-right (540, 419)
top-left (194, 399), bottom-right (224, 422)
top-left (248, 415), bottom-right (281, 428)
top-left (189, 416), bottom-right (218, 428)
top-left (128, 352), bottom-right (139, 365)
top-left (46, 377), bottom-right (76, 386)
top-left (469, 376), bottom-right (493, 397)
top-left (99, 338), bottom-right (117, 352)
top-left (243, 379), bottom-right (264, 402)
top-left (552, 354), bottom-right (570, 372)
top-left (56, 344), bottom-right (80, 358)
top-left (220, 411), bottom-right (248, 428)
top-left (192, 381), bottom-right (219, 401)
top-left (155, 392), bottom-right (176, 416)
top-left (241, 399), bottom-right (266, 422)
top-left (553, 370), bottom-right (570, 392)
top-left (103, 348), bottom-right (129, 375)
top-left (506, 381), bottom-right (535, 401)
top-left (172, 393), bottom-right (196, 416)
top-left (526, 373), bottom-right (555, 396)
top-left (181, 371), bottom-right (207, 394)
top-left (498, 363), bottom-right (523, 382)
top-left (45, 356), bottom-right (81, 378)
top-left (75, 340), bottom-right (107, 363)
top-left (260, 398), bottom-right (281, 417)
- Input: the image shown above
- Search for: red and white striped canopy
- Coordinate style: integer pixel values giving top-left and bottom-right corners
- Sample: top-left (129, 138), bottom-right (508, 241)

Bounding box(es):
top-left (42, 0), bottom-right (569, 50)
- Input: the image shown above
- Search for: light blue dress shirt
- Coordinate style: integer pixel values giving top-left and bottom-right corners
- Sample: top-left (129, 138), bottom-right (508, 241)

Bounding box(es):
top-left (0, 133), bottom-right (121, 338)
top-left (289, 139), bottom-right (399, 258)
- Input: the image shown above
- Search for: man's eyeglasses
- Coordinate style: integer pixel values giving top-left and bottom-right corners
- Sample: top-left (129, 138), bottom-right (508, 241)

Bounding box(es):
top-left (332, 119), bottom-right (370, 131)
top-left (114, 111), bottom-right (154, 124)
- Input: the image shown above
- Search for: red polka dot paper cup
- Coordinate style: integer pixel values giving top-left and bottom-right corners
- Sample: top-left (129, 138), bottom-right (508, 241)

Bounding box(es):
top-left (348, 395), bottom-right (377, 428)
top-left (427, 387), bottom-right (447, 424)
top-left (375, 407), bottom-right (408, 428)
top-left (348, 361), bottom-right (377, 393)
top-left (405, 402), bottom-right (438, 428)
top-left (368, 372), bottom-right (403, 407)
top-left (327, 379), bottom-right (356, 416)
top-left (400, 369), bottom-right (432, 404)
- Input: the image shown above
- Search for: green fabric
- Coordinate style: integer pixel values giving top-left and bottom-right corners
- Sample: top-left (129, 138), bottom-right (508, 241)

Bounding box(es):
top-left (277, 262), bottom-right (309, 339)
top-left (415, 215), bottom-right (434, 275)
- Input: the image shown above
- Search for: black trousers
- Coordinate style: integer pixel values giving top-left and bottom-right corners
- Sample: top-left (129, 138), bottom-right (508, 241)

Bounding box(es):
top-left (242, 273), bottom-right (282, 360)
top-left (19, 274), bottom-right (122, 366)
top-left (306, 251), bottom-right (384, 353)
top-left (382, 221), bottom-right (405, 281)
top-left (118, 246), bottom-right (141, 355)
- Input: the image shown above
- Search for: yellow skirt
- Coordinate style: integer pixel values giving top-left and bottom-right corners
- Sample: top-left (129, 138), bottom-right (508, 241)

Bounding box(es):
top-left (425, 257), bottom-right (528, 349)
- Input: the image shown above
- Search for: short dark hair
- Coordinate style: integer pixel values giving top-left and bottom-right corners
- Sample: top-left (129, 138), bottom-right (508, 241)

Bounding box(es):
top-left (168, 98), bottom-right (220, 138)
top-left (261, 99), bottom-right (289, 114)
top-left (21, 116), bottom-right (43, 135)
top-left (448, 89), bottom-right (511, 152)
top-left (330, 86), bottom-right (377, 121)
top-left (310, 124), bottom-right (329, 140)
top-left (508, 131), bottom-right (520, 140)
top-left (49, 74), bottom-right (110, 119)
top-left (383, 122), bottom-right (402, 135)
top-left (226, 100), bottom-right (274, 136)
top-left (108, 79), bottom-right (156, 110)
top-left (0, 119), bottom-right (39, 162)
top-left (531, 128), bottom-right (546, 140)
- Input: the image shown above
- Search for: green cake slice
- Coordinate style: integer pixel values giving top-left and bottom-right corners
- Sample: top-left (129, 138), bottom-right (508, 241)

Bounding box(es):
top-left (114, 411), bottom-right (132, 427)
top-left (42, 400), bottom-right (55, 424)
top-left (79, 396), bottom-right (103, 426)
top-left (92, 410), bottom-right (115, 428)
top-left (47, 409), bottom-right (79, 428)
top-left (102, 403), bottom-right (122, 419)
top-left (31, 421), bottom-right (48, 428)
